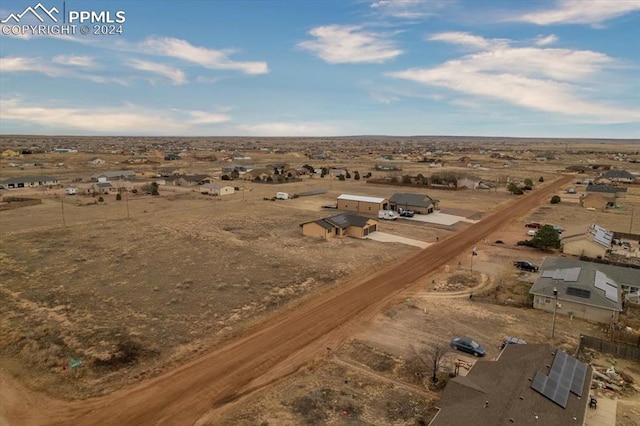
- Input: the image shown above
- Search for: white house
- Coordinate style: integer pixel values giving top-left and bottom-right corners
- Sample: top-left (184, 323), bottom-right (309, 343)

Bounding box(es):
top-left (200, 183), bottom-right (235, 196)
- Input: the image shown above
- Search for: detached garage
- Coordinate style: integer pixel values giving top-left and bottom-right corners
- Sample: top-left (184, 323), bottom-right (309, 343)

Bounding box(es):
top-left (200, 183), bottom-right (235, 196)
top-left (337, 194), bottom-right (388, 214)
top-left (300, 213), bottom-right (378, 239)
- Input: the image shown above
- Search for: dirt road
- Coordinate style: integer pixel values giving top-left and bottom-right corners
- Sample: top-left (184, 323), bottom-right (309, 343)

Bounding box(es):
top-left (9, 175), bottom-right (573, 425)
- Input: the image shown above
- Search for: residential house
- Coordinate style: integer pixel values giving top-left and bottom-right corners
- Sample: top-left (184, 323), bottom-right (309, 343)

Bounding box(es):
top-left (1, 149), bottom-right (21, 157)
top-left (157, 167), bottom-right (186, 177)
top-left (389, 193), bottom-right (439, 214)
top-left (604, 169), bottom-right (636, 183)
top-left (457, 176), bottom-right (481, 190)
top-left (222, 164), bottom-right (254, 175)
top-left (580, 193), bottom-right (614, 210)
top-left (242, 168), bottom-right (272, 181)
top-left (529, 257), bottom-right (630, 324)
top-left (0, 176), bottom-right (60, 189)
top-left (90, 170), bottom-right (136, 182)
top-left (431, 344), bottom-right (591, 426)
top-left (562, 224), bottom-right (613, 259)
top-left (337, 194), bottom-right (388, 214)
top-left (200, 183), bottom-right (235, 196)
top-left (164, 154), bottom-right (182, 161)
top-left (586, 183), bottom-right (627, 199)
top-left (165, 174), bottom-right (213, 186)
top-left (92, 181), bottom-right (132, 194)
top-left (300, 213), bottom-right (378, 239)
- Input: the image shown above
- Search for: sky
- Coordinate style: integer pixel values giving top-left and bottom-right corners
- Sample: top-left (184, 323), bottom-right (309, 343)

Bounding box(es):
top-left (0, 0), bottom-right (639, 138)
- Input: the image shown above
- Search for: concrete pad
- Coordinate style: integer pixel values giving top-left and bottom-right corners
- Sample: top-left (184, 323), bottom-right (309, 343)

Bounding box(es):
top-left (366, 232), bottom-right (430, 249)
top-left (584, 393), bottom-right (617, 426)
top-left (404, 212), bottom-right (479, 226)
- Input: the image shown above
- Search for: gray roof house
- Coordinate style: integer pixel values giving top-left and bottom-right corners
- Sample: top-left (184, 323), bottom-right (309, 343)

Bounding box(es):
top-left (389, 193), bottom-right (439, 214)
top-left (604, 169), bottom-right (636, 183)
top-left (90, 170), bottom-right (136, 182)
top-left (0, 176), bottom-right (60, 189)
top-left (529, 258), bottom-right (631, 324)
top-left (430, 344), bottom-right (591, 426)
top-left (300, 213), bottom-right (378, 239)
top-left (585, 183), bottom-right (627, 198)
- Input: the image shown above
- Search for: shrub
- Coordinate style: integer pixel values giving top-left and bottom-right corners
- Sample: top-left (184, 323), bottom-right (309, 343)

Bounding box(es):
top-left (116, 193), bottom-right (122, 201)
top-left (550, 195), bottom-right (561, 204)
top-left (98, 196), bottom-right (104, 202)
top-left (539, 176), bottom-right (544, 182)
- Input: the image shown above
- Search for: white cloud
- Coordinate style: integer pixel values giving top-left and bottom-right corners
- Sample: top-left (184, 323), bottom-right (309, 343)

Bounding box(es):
top-left (140, 37), bottom-right (268, 75)
top-left (534, 34), bottom-right (558, 46)
top-left (427, 32), bottom-right (508, 49)
top-left (128, 59), bottom-right (186, 85)
top-left (1, 56), bottom-right (127, 84)
top-left (235, 121), bottom-right (340, 136)
top-left (0, 98), bottom-right (232, 134)
top-left (515, 0), bottom-right (640, 25)
top-left (52, 55), bottom-right (96, 67)
top-left (298, 25), bottom-right (402, 64)
top-left (370, 0), bottom-right (443, 19)
top-left (387, 33), bottom-right (639, 123)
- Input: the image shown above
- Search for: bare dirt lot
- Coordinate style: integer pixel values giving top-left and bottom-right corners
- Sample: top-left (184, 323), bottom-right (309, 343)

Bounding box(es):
top-left (1, 137), bottom-right (639, 425)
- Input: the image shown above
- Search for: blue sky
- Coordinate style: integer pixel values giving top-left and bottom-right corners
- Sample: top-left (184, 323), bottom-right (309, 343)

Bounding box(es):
top-left (0, 0), bottom-right (639, 138)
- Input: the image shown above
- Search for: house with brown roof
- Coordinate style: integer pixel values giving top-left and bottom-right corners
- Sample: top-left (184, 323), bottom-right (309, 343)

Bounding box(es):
top-left (165, 175), bottom-right (213, 186)
top-left (430, 344), bottom-right (591, 426)
top-left (562, 224), bottom-right (613, 259)
top-left (242, 168), bottom-right (272, 181)
top-left (300, 213), bottom-right (378, 239)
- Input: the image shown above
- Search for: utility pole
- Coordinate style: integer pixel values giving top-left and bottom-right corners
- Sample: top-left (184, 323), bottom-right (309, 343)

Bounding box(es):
top-left (630, 206), bottom-right (635, 234)
top-left (551, 287), bottom-right (558, 338)
top-left (125, 191), bottom-right (130, 219)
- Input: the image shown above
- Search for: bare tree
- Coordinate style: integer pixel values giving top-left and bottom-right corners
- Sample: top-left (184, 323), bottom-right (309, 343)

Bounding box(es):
top-left (412, 344), bottom-right (448, 383)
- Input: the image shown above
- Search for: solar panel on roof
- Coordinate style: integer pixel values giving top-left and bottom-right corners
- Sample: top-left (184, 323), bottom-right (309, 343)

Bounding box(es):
top-left (594, 271), bottom-right (619, 302)
top-left (567, 287), bottom-right (591, 298)
top-left (531, 350), bottom-right (589, 408)
top-left (571, 362), bottom-right (588, 396)
top-left (593, 227), bottom-right (613, 248)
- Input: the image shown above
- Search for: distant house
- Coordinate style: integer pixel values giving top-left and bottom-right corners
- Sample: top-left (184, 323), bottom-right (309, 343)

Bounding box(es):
top-left (90, 170), bottom-right (136, 182)
top-left (222, 164), bottom-right (253, 174)
top-left (242, 168), bottom-right (272, 181)
top-left (165, 174), bottom-right (213, 186)
top-left (389, 193), bottom-right (439, 214)
top-left (337, 194), bottom-right (388, 214)
top-left (580, 193), bottom-right (614, 210)
top-left (457, 176), bottom-right (481, 190)
top-left (431, 344), bottom-right (591, 426)
top-left (585, 183), bottom-right (627, 198)
top-left (164, 154), bottom-right (182, 161)
top-left (157, 167), bottom-right (186, 177)
top-left (529, 257), bottom-right (628, 324)
top-left (92, 181), bottom-right (132, 194)
top-left (604, 169), bottom-right (636, 183)
top-left (562, 224), bottom-right (613, 259)
top-left (200, 183), bottom-right (234, 196)
top-left (1, 149), bottom-right (21, 157)
top-left (88, 158), bottom-right (105, 165)
top-left (300, 213), bottom-right (378, 239)
top-left (0, 176), bottom-right (60, 189)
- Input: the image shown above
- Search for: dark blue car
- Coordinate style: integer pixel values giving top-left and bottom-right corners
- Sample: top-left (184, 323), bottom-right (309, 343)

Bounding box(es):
top-left (450, 337), bottom-right (486, 357)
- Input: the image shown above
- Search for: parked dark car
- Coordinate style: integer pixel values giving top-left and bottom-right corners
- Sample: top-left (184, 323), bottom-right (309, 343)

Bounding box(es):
top-left (525, 222), bottom-right (542, 228)
top-left (514, 260), bottom-right (539, 272)
top-left (399, 210), bottom-right (414, 217)
top-left (500, 336), bottom-right (527, 350)
top-left (450, 337), bottom-right (486, 357)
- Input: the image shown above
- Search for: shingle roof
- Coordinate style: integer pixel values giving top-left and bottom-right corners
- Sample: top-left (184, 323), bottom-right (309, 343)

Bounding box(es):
top-left (300, 213), bottom-right (373, 230)
top-left (91, 170), bottom-right (136, 179)
top-left (389, 193), bottom-right (438, 207)
top-left (432, 344), bottom-right (591, 426)
top-left (529, 258), bottom-right (628, 312)
top-left (586, 184), bottom-right (627, 193)
top-left (604, 170), bottom-right (635, 180)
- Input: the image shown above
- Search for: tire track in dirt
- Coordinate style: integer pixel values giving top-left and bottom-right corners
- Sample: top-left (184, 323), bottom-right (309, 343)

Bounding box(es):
top-left (31, 175), bottom-right (573, 426)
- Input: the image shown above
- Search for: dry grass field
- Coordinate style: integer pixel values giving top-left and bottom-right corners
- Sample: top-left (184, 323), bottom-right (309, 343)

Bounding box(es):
top-left (1, 136), bottom-right (639, 424)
